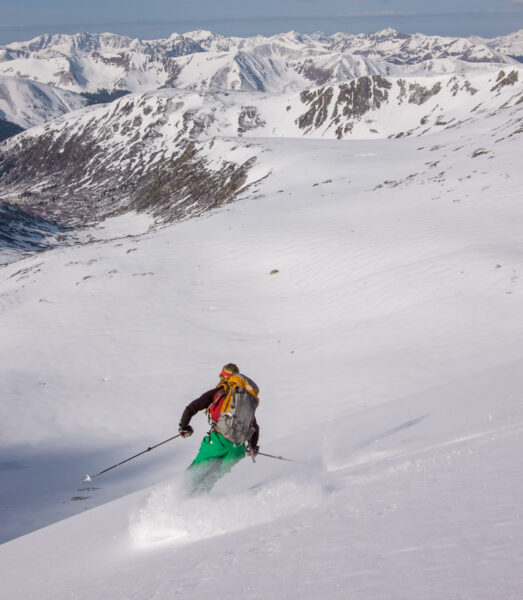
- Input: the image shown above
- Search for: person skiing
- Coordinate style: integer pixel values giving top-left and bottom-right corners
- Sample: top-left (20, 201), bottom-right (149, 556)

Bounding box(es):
top-left (178, 363), bottom-right (260, 494)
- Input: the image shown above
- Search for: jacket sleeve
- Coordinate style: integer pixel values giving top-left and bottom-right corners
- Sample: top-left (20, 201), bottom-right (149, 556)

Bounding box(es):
top-left (179, 388), bottom-right (218, 430)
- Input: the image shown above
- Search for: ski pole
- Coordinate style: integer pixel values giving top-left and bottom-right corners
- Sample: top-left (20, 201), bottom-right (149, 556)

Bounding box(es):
top-left (82, 433), bottom-right (182, 486)
top-left (257, 451), bottom-right (313, 466)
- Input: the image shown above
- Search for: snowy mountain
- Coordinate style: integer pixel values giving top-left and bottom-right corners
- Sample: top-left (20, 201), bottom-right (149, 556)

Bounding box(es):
top-left (0, 32), bottom-right (205, 93)
top-left (0, 75), bottom-right (87, 131)
top-left (0, 29), bottom-right (518, 97)
top-left (1, 68), bottom-right (521, 228)
top-left (1, 28), bottom-right (523, 600)
top-left (482, 29), bottom-right (523, 62)
top-left (1, 70), bottom-right (522, 597)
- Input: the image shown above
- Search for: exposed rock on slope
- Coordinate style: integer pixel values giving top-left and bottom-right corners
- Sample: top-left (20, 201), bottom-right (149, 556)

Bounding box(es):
top-left (0, 92), bottom-right (264, 226)
top-left (296, 70), bottom-right (522, 139)
top-left (0, 69), bottom-right (521, 230)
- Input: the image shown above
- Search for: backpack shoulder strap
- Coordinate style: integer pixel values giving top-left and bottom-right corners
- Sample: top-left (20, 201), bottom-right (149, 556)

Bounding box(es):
top-left (230, 374), bottom-right (259, 396)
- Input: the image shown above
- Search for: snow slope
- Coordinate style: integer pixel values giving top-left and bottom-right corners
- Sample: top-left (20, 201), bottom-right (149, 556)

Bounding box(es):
top-left (1, 88), bottom-right (523, 598)
top-left (0, 75), bottom-right (87, 129)
top-left (2, 363), bottom-right (522, 600)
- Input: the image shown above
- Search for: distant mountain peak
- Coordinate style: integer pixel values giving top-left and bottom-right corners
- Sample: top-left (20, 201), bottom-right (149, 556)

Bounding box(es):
top-left (0, 28), bottom-right (520, 126)
top-left (184, 30), bottom-right (214, 39)
top-left (374, 28), bottom-right (399, 37)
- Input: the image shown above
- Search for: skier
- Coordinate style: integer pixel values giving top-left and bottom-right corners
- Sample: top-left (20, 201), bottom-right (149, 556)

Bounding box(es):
top-left (178, 363), bottom-right (260, 494)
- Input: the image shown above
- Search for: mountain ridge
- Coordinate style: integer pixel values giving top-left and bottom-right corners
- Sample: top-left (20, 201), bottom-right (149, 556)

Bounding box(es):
top-left (1, 29), bottom-right (522, 251)
top-left (1, 29), bottom-right (519, 98)
top-left (0, 68), bottom-right (521, 231)
top-left (0, 75), bottom-right (88, 130)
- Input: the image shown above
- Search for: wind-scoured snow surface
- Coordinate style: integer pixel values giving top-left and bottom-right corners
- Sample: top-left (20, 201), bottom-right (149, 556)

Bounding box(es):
top-left (1, 33), bottom-right (523, 600)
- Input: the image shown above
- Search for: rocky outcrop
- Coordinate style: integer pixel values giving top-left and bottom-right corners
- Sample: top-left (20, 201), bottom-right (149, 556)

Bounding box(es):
top-left (491, 69), bottom-right (519, 92)
top-left (0, 134), bottom-right (258, 226)
top-left (294, 70), bottom-right (522, 139)
top-left (130, 143), bottom-right (257, 222)
top-left (0, 91), bottom-right (263, 227)
top-left (238, 106), bottom-right (266, 135)
top-left (297, 76), bottom-right (393, 137)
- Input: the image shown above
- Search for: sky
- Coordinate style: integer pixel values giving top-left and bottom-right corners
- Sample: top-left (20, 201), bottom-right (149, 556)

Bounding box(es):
top-left (0, 0), bottom-right (522, 45)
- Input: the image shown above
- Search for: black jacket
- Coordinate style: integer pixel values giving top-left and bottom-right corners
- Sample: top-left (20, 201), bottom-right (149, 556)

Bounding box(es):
top-left (179, 387), bottom-right (259, 447)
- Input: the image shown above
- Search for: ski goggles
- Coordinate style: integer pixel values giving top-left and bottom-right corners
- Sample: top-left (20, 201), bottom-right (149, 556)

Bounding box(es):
top-left (220, 369), bottom-right (233, 378)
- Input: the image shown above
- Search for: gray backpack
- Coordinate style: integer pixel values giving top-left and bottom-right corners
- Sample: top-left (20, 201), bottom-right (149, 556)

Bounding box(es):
top-left (210, 374), bottom-right (259, 444)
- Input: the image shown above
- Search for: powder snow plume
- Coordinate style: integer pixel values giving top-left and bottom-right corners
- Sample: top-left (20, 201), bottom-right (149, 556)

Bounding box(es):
top-left (129, 477), bottom-right (325, 547)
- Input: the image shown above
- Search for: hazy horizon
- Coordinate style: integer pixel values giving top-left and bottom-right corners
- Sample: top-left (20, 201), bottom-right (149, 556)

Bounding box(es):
top-left (1, 8), bottom-right (522, 46)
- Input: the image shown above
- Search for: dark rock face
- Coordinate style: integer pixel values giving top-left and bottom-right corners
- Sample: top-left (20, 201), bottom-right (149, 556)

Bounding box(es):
top-left (131, 144), bottom-right (257, 221)
top-left (336, 76), bottom-right (392, 115)
top-left (294, 71), bottom-right (512, 139)
top-left (92, 51), bottom-right (132, 72)
top-left (491, 70), bottom-right (519, 92)
top-left (293, 60), bottom-right (333, 86)
top-left (406, 81), bottom-right (442, 105)
top-left (238, 106), bottom-right (266, 135)
top-left (297, 87), bottom-right (335, 131)
top-left (297, 76), bottom-right (393, 137)
top-left (0, 135), bottom-right (257, 227)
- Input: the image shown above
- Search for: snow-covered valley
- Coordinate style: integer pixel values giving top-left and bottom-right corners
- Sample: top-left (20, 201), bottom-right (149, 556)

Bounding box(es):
top-left (1, 27), bottom-right (523, 600)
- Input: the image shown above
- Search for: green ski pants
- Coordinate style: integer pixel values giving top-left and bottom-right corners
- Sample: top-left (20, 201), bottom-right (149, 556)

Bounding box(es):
top-left (185, 431), bottom-right (245, 494)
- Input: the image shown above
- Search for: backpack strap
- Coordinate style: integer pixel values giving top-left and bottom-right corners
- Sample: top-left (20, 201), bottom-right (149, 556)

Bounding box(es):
top-left (206, 387), bottom-right (226, 423)
top-left (221, 381), bottom-right (238, 413)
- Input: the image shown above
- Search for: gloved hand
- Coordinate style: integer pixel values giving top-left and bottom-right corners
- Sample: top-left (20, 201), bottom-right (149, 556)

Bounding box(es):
top-left (179, 425), bottom-right (194, 438)
top-left (246, 444), bottom-right (259, 457)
